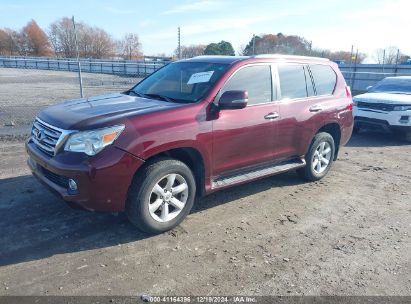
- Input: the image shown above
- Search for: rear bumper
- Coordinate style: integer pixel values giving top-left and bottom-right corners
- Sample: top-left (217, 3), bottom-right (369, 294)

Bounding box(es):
top-left (26, 140), bottom-right (144, 212)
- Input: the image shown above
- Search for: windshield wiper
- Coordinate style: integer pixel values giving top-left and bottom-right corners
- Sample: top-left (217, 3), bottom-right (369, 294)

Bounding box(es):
top-left (126, 90), bottom-right (146, 97)
top-left (143, 93), bottom-right (177, 103)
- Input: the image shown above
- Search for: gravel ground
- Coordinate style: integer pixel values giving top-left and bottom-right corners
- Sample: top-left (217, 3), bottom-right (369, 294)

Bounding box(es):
top-left (0, 68), bottom-right (410, 296)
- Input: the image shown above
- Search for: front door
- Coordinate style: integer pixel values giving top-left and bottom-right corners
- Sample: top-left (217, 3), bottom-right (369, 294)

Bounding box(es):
top-left (212, 64), bottom-right (279, 177)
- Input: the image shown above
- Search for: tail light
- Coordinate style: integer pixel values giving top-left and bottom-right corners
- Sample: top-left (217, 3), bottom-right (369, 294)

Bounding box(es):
top-left (345, 86), bottom-right (352, 98)
top-left (345, 86), bottom-right (353, 111)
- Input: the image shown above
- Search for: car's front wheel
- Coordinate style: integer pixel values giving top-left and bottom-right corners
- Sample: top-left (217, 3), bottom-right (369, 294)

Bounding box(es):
top-left (126, 158), bottom-right (196, 234)
top-left (298, 132), bottom-right (335, 181)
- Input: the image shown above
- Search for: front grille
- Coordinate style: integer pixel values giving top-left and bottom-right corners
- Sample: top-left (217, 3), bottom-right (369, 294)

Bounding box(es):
top-left (40, 166), bottom-right (69, 189)
top-left (357, 102), bottom-right (395, 112)
top-left (31, 118), bottom-right (63, 156)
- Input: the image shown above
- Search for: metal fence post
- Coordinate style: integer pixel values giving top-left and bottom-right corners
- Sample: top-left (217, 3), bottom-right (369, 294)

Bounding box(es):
top-left (72, 16), bottom-right (84, 98)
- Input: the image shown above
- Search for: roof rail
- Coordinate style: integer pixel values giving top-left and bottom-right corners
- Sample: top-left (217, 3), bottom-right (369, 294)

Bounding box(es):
top-left (253, 54), bottom-right (330, 61)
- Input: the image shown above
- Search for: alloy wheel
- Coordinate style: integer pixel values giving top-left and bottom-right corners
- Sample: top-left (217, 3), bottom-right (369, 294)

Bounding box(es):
top-left (148, 173), bottom-right (189, 223)
top-left (312, 141), bottom-right (332, 174)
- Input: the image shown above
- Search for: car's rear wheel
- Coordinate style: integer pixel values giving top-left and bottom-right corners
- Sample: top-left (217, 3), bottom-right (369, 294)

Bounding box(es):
top-left (298, 132), bottom-right (335, 181)
top-left (126, 158), bottom-right (196, 234)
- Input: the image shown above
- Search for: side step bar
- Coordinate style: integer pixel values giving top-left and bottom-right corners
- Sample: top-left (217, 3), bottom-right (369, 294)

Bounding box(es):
top-left (212, 158), bottom-right (306, 189)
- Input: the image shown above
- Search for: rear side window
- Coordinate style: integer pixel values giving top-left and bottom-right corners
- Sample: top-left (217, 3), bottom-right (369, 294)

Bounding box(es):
top-left (278, 64), bottom-right (307, 99)
top-left (220, 65), bottom-right (272, 105)
top-left (310, 64), bottom-right (337, 95)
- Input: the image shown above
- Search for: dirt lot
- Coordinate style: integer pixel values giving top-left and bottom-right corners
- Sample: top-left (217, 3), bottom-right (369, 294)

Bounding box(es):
top-left (0, 68), bottom-right (410, 296)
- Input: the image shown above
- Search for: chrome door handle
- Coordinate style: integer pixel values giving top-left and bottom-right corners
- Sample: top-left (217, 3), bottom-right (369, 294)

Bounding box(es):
top-left (264, 112), bottom-right (279, 120)
top-left (309, 104), bottom-right (323, 112)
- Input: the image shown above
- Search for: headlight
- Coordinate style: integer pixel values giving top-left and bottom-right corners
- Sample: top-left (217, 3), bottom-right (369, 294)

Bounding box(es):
top-left (64, 125), bottom-right (125, 156)
top-left (393, 105), bottom-right (411, 111)
top-left (352, 99), bottom-right (359, 106)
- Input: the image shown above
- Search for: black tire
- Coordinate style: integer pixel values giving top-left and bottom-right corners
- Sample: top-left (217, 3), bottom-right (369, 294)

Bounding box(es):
top-left (298, 132), bottom-right (335, 182)
top-left (126, 158), bottom-right (196, 234)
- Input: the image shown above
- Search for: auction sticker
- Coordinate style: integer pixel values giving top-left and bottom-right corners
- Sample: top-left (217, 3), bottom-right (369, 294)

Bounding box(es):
top-left (187, 71), bottom-right (214, 84)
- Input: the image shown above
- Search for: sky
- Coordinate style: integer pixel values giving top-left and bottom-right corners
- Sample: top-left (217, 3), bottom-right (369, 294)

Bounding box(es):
top-left (0, 0), bottom-right (409, 61)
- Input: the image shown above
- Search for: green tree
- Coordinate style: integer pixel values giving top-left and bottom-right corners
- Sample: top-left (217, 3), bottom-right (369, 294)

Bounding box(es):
top-left (204, 41), bottom-right (235, 56)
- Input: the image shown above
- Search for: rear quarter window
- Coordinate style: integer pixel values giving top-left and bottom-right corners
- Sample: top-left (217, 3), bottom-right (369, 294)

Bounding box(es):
top-left (310, 64), bottom-right (337, 96)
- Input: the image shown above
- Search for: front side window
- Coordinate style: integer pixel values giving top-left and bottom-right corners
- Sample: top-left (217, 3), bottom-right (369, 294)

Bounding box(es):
top-left (130, 62), bottom-right (230, 103)
top-left (278, 64), bottom-right (307, 99)
top-left (310, 64), bottom-right (337, 95)
top-left (219, 65), bottom-right (272, 105)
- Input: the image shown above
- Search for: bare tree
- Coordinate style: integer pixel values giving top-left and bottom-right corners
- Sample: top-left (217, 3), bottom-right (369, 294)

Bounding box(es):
top-left (48, 17), bottom-right (77, 57)
top-left (80, 26), bottom-right (114, 58)
top-left (117, 33), bottom-right (142, 60)
top-left (48, 17), bottom-right (115, 58)
top-left (0, 29), bottom-right (14, 55)
top-left (174, 44), bottom-right (206, 59)
top-left (373, 46), bottom-right (401, 64)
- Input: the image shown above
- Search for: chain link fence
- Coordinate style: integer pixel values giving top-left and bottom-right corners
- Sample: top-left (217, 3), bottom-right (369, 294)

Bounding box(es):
top-left (2, 57), bottom-right (411, 140)
top-left (0, 56), bottom-right (167, 77)
top-left (0, 68), bottom-right (144, 139)
top-left (339, 64), bottom-right (411, 95)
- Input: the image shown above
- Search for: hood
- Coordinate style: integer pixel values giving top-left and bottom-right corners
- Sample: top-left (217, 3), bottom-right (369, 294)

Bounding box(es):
top-left (353, 92), bottom-right (411, 104)
top-left (37, 93), bottom-right (185, 130)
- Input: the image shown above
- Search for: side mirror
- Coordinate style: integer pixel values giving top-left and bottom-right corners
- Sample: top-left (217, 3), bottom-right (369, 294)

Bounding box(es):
top-left (218, 90), bottom-right (248, 110)
top-left (366, 86), bottom-right (373, 91)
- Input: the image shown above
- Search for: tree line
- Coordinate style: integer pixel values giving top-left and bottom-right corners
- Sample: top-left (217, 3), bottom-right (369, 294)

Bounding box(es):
top-left (178, 34), bottom-right (367, 63)
top-left (1, 18), bottom-right (409, 63)
top-left (0, 18), bottom-right (142, 59)
top-left (179, 33), bottom-right (410, 64)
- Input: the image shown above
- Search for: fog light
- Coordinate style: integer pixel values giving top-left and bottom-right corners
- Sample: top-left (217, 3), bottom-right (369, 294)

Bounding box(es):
top-left (68, 179), bottom-right (78, 191)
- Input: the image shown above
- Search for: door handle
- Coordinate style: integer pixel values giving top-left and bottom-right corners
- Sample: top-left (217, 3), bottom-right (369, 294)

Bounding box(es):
top-left (309, 104), bottom-right (323, 112)
top-left (264, 112), bottom-right (279, 120)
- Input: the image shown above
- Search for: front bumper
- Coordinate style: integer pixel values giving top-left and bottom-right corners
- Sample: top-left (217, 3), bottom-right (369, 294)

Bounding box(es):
top-left (26, 139), bottom-right (144, 212)
top-left (353, 107), bottom-right (411, 131)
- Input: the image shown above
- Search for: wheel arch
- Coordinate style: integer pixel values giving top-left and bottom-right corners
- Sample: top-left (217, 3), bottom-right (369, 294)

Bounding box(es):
top-left (139, 147), bottom-right (206, 197)
top-left (316, 123), bottom-right (341, 160)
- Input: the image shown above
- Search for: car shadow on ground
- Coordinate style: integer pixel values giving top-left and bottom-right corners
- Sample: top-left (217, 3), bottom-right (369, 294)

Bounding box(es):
top-left (0, 171), bottom-right (305, 267)
top-left (347, 130), bottom-right (411, 148)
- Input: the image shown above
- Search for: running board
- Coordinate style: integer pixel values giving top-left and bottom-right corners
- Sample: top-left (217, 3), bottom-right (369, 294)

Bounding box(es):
top-left (212, 159), bottom-right (306, 189)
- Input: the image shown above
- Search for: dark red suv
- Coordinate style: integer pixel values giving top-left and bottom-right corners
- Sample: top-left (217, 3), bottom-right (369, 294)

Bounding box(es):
top-left (26, 55), bottom-right (353, 233)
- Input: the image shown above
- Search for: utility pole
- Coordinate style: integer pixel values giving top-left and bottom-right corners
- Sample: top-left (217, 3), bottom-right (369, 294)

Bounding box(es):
top-left (349, 45), bottom-right (354, 65)
top-left (178, 27), bottom-right (181, 59)
top-left (72, 16), bottom-right (83, 98)
top-left (252, 34), bottom-right (256, 55)
top-left (394, 48), bottom-right (400, 76)
top-left (351, 49), bottom-right (359, 89)
top-left (395, 48), bottom-right (400, 65)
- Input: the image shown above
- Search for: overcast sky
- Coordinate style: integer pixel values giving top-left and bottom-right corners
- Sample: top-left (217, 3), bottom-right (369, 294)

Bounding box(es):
top-left (0, 0), bottom-right (409, 60)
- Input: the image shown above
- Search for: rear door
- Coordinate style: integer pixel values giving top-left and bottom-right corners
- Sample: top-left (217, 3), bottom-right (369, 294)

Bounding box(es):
top-left (275, 63), bottom-right (332, 158)
top-left (212, 64), bottom-right (279, 177)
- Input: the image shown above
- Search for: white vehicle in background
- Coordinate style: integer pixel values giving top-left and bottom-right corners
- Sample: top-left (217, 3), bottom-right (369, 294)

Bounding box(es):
top-left (353, 76), bottom-right (411, 135)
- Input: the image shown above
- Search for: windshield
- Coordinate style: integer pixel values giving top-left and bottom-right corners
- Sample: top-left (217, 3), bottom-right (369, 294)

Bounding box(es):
top-left (129, 61), bottom-right (230, 103)
top-left (370, 78), bottom-right (411, 94)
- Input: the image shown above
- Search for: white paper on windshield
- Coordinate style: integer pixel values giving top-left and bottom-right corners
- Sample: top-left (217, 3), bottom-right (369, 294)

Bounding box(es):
top-left (187, 71), bottom-right (214, 84)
